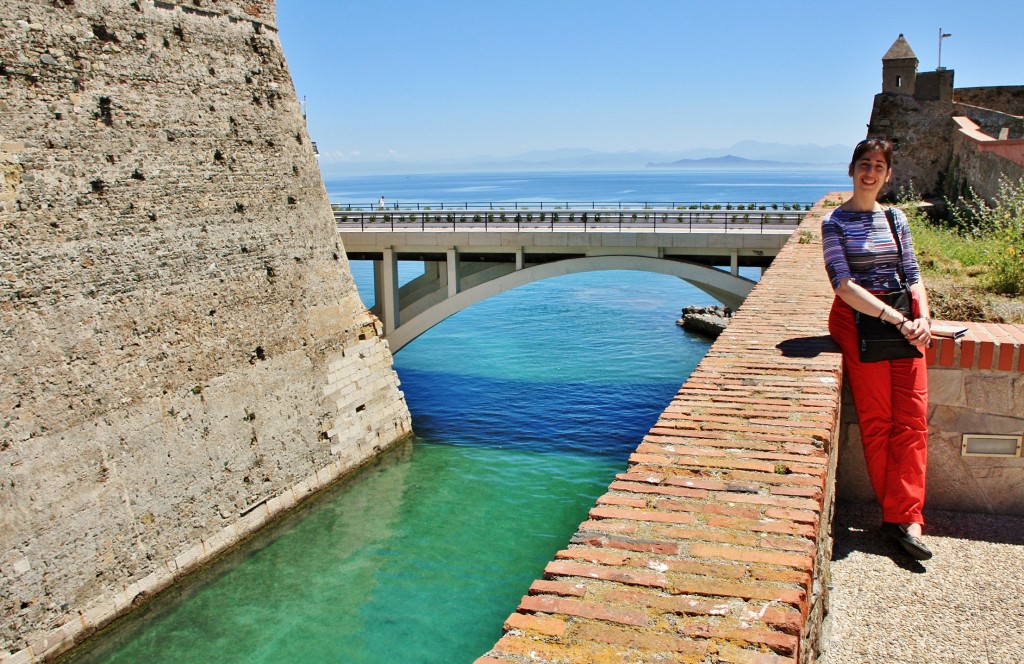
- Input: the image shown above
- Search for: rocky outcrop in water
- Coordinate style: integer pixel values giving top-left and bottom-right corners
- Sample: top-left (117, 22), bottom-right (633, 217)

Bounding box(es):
top-left (677, 305), bottom-right (732, 338)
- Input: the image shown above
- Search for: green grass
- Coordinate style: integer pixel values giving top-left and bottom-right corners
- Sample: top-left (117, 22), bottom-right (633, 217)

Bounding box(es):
top-left (895, 175), bottom-right (1024, 322)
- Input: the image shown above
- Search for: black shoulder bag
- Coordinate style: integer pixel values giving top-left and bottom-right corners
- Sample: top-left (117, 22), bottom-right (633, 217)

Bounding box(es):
top-left (853, 208), bottom-right (923, 363)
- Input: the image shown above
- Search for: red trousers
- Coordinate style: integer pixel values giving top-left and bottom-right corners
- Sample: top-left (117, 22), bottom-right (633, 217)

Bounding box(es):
top-left (829, 296), bottom-right (929, 525)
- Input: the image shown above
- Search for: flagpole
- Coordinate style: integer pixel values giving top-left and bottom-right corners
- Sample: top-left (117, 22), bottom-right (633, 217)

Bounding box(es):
top-left (938, 28), bottom-right (952, 69)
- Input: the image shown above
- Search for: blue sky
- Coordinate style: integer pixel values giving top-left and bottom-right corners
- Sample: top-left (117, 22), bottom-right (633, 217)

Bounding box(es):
top-left (277, 1), bottom-right (1023, 168)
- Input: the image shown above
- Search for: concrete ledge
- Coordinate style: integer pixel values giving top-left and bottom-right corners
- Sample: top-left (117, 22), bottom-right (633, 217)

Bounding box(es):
top-left (478, 195), bottom-right (846, 663)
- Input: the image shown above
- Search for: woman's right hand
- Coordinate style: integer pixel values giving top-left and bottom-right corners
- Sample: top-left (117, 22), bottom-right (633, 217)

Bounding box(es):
top-left (901, 318), bottom-right (932, 347)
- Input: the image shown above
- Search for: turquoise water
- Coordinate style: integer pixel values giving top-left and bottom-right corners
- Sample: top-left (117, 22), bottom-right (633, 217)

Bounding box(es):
top-left (74, 170), bottom-right (844, 663)
top-left (72, 442), bottom-right (619, 663)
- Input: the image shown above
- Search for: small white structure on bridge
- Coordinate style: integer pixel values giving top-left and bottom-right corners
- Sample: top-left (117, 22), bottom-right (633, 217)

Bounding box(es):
top-left (336, 208), bottom-right (800, 351)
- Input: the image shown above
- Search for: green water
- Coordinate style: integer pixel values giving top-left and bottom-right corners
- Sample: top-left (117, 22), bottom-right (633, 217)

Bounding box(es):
top-left (70, 441), bottom-right (619, 663)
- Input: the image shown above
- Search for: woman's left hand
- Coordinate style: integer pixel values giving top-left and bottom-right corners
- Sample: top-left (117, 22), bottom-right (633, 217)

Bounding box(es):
top-left (902, 317), bottom-right (932, 347)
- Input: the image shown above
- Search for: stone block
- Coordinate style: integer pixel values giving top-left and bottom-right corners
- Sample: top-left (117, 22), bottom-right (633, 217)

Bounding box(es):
top-left (927, 368), bottom-right (964, 406)
top-left (173, 543), bottom-right (205, 575)
top-left (2, 647), bottom-right (32, 664)
top-left (965, 373), bottom-right (1014, 414)
top-left (80, 598), bottom-right (117, 631)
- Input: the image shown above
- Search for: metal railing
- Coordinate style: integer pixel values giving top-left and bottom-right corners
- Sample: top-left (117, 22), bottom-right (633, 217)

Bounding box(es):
top-left (334, 207), bottom-right (807, 233)
top-left (331, 200), bottom-right (812, 213)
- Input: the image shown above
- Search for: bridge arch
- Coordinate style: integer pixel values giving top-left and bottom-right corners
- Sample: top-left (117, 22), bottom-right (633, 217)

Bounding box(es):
top-left (385, 255), bottom-right (754, 352)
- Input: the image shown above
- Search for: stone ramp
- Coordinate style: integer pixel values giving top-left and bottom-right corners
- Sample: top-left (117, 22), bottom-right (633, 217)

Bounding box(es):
top-left (824, 502), bottom-right (1024, 663)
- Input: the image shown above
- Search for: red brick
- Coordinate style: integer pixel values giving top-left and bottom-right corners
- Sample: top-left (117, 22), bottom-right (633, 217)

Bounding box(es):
top-left (758, 606), bottom-right (804, 635)
top-left (607, 588), bottom-right (736, 616)
top-left (616, 471), bottom-right (666, 484)
top-left (960, 338), bottom-right (977, 369)
top-left (651, 525), bottom-right (760, 547)
top-left (544, 560), bottom-right (669, 590)
top-left (718, 642), bottom-right (797, 664)
top-left (682, 623), bottom-right (799, 656)
top-left (939, 336), bottom-right (956, 366)
top-left (712, 492), bottom-right (821, 511)
top-left (760, 535), bottom-right (816, 554)
top-left (769, 485), bottom-right (822, 500)
top-left (700, 467), bottom-right (826, 488)
top-left (489, 634), bottom-right (581, 660)
top-left (996, 340), bottom-right (1017, 371)
top-left (781, 443), bottom-right (826, 457)
top-left (662, 475), bottom-right (732, 491)
top-left (572, 534), bottom-right (682, 556)
top-left (577, 519), bottom-right (638, 534)
top-left (529, 579), bottom-right (586, 597)
top-left (503, 612), bottom-right (567, 636)
top-left (630, 451), bottom-right (781, 475)
top-left (978, 340), bottom-right (994, 370)
top-left (596, 494), bottom-right (648, 508)
top-left (555, 547), bottom-right (628, 566)
top-left (689, 543), bottom-right (812, 570)
top-left (751, 566), bottom-right (812, 587)
top-left (589, 506), bottom-right (695, 525)
top-left (573, 622), bottom-right (709, 657)
top-left (609, 479), bottom-right (710, 499)
top-left (670, 576), bottom-right (805, 607)
top-left (517, 594), bottom-right (650, 627)
top-left (764, 508), bottom-right (819, 525)
top-left (656, 498), bottom-right (761, 520)
top-left (661, 558), bottom-right (749, 580)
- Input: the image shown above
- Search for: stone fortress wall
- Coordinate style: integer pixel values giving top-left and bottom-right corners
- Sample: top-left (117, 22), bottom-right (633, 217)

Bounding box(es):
top-left (0, 1), bottom-right (412, 659)
top-left (867, 34), bottom-right (1024, 202)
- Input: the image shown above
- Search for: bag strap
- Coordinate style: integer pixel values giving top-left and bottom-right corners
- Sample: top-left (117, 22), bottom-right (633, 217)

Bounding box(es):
top-left (884, 207), bottom-right (909, 287)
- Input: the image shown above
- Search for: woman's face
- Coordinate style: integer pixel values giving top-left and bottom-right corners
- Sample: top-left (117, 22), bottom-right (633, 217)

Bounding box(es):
top-left (850, 149), bottom-right (891, 198)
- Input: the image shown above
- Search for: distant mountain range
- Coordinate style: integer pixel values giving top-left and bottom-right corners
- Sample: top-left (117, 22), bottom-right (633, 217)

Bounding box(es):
top-left (317, 141), bottom-right (851, 175)
top-left (646, 154), bottom-right (834, 170)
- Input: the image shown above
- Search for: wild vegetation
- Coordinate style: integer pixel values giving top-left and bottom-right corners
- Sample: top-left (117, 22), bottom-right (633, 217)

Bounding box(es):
top-left (898, 175), bottom-right (1024, 323)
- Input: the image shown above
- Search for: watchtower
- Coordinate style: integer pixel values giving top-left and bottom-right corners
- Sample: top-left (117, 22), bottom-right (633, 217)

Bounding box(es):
top-left (882, 33), bottom-right (919, 95)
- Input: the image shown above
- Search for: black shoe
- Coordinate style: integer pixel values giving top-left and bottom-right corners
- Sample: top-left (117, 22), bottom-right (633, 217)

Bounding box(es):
top-left (880, 522), bottom-right (933, 561)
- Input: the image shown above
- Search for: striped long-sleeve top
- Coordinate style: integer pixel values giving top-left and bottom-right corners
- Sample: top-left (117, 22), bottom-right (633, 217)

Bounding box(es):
top-left (821, 206), bottom-right (921, 292)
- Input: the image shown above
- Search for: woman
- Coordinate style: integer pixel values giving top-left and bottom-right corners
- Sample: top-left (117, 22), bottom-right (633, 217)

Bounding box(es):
top-left (821, 137), bottom-right (933, 561)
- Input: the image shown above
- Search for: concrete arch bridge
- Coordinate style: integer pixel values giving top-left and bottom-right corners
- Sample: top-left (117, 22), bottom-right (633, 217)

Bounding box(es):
top-left (336, 207), bottom-right (803, 352)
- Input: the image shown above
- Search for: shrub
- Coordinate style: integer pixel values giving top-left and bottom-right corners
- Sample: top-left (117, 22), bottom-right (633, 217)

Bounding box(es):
top-left (949, 175), bottom-right (1024, 296)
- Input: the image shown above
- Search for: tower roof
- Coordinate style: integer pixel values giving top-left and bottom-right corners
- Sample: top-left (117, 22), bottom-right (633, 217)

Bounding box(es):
top-left (883, 34), bottom-right (918, 61)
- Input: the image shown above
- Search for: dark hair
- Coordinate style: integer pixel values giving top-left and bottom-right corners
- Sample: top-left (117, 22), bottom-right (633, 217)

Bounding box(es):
top-left (849, 137), bottom-right (893, 176)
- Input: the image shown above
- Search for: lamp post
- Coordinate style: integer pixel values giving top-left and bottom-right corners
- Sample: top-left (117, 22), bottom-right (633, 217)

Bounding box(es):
top-left (938, 29), bottom-right (952, 69)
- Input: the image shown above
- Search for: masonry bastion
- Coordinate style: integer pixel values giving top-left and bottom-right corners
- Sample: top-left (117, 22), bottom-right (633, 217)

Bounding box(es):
top-left (0, 1), bottom-right (412, 658)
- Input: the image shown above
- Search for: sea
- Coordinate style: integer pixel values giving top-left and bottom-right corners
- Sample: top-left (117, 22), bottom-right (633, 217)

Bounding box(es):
top-left (71, 169), bottom-right (848, 664)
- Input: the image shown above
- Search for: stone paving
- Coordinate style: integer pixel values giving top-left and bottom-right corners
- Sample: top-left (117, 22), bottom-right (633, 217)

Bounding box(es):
top-left (823, 501), bottom-right (1024, 664)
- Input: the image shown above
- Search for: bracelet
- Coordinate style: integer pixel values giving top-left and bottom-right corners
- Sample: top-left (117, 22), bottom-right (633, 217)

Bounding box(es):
top-left (897, 319), bottom-right (910, 332)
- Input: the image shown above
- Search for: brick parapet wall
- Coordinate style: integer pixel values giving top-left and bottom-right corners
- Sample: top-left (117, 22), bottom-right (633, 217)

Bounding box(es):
top-left (478, 196), bottom-right (848, 664)
top-left (926, 322), bottom-right (1024, 373)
